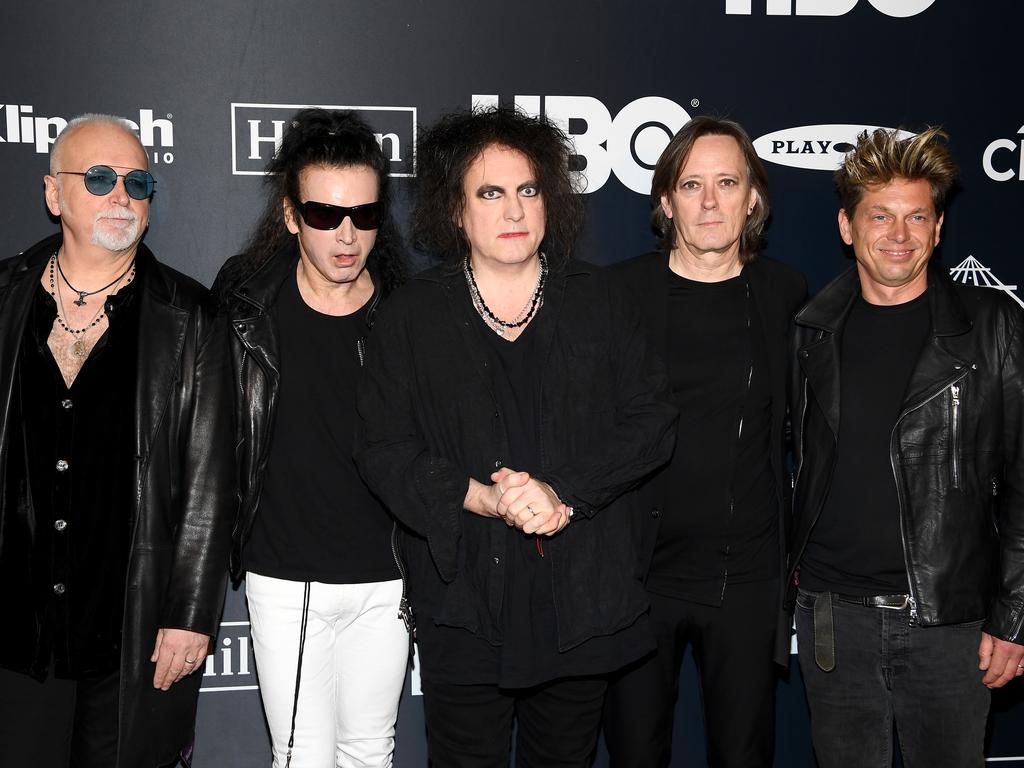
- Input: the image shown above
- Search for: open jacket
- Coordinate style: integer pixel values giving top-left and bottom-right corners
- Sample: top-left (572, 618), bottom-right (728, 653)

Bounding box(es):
top-left (215, 244), bottom-right (384, 581)
top-left (354, 259), bottom-right (678, 652)
top-left (614, 252), bottom-right (807, 667)
top-left (788, 264), bottom-right (1024, 643)
top-left (0, 233), bottom-right (235, 767)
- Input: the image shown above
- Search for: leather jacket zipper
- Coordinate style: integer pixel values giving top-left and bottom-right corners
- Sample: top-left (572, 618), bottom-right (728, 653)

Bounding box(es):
top-left (950, 384), bottom-right (961, 489)
top-left (391, 522), bottom-right (414, 634)
top-left (889, 368), bottom-right (970, 625)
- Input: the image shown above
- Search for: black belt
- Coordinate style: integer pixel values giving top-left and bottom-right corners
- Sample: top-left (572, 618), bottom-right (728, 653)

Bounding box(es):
top-left (832, 593), bottom-right (911, 610)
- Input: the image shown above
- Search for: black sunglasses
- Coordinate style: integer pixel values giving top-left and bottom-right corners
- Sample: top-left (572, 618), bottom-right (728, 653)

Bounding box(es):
top-left (292, 199), bottom-right (382, 231)
top-left (57, 165), bottom-right (156, 201)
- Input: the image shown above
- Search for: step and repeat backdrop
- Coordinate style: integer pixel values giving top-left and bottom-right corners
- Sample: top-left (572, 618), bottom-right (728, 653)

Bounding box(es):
top-left (2, 0), bottom-right (1023, 764)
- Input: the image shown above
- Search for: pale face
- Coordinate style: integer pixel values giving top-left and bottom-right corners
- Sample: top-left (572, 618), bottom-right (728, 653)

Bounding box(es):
top-left (459, 145), bottom-right (545, 269)
top-left (44, 123), bottom-right (150, 254)
top-left (839, 177), bottom-right (943, 305)
top-left (660, 134), bottom-right (757, 265)
top-left (284, 164), bottom-right (379, 289)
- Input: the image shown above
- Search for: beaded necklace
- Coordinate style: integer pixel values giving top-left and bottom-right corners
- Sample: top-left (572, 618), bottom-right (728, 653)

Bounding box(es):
top-left (463, 252), bottom-right (548, 337)
top-left (48, 251), bottom-right (136, 358)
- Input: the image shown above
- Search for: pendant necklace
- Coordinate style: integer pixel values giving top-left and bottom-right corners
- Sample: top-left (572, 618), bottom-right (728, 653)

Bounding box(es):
top-left (56, 251), bottom-right (135, 306)
top-left (464, 253), bottom-right (548, 337)
top-left (48, 252), bottom-right (136, 358)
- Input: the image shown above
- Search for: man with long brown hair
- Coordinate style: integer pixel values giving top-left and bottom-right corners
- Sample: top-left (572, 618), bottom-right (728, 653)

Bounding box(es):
top-left (604, 116), bottom-right (806, 768)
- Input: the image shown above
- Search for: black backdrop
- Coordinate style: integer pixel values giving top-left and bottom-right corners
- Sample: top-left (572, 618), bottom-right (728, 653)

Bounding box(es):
top-left (2, 1), bottom-right (1023, 764)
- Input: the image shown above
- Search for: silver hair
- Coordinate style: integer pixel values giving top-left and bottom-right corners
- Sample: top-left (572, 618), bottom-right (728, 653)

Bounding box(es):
top-left (49, 113), bottom-right (144, 175)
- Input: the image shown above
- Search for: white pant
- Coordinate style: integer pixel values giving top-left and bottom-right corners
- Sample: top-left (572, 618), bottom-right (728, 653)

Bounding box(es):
top-left (246, 573), bottom-right (408, 768)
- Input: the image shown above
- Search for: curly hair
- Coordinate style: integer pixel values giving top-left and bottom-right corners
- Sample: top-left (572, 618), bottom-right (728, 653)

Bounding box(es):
top-left (217, 108), bottom-right (407, 298)
top-left (649, 116), bottom-right (770, 263)
top-left (411, 106), bottom-right (584, 270)
top-left (835, 127), bottom-right (958, 215)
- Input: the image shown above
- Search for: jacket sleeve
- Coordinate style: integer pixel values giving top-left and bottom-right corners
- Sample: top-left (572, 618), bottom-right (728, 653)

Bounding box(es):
top-left (988, 303), bottom-right (1024, 643)
top-left (541, 277), bottom-right (678, 516)
top-left (159, 303), bottom-right (236, 635)
top-left (354, 300), bottom-right (467, 582)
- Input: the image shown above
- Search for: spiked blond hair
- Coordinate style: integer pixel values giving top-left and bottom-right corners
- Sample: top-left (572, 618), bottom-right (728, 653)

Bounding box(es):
top-left (835, 127), bottom-right (958, 215)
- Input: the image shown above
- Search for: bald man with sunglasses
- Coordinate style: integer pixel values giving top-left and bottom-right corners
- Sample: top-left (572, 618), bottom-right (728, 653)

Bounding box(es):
top-left (0, 113), bottom-right (234, 767)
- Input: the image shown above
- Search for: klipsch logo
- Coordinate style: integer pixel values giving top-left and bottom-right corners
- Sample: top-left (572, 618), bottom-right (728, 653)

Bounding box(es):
top-left (725, 0), bottom-right (936, 16)
top-left (983, 125), bottom-right (1024, 182)
top-left (472, 94), bottom-right (691, 194)
top-left (200, 621), bottom-right (258, 693)
top-left (753, 124), bottom-right (914, 171)
top-left (231, 102), bottom-right (416, 176)
top-left (0, 104), bottom-right (175, 163)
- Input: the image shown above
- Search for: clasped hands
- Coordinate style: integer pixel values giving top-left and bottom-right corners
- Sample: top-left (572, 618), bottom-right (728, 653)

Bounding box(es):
top-left (489, 467), bottom-right (571, 536)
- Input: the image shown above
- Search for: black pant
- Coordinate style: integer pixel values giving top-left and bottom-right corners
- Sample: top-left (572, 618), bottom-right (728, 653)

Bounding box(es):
top-left (603, 579), bottom-right (779, 768)
top-left (422, 676), bottom-right (608, 767)
top-left (0, 665), bottom-right (119, 768)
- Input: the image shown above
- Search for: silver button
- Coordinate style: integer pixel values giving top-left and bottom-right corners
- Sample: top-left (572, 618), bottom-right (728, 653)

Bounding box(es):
top-left (56, 459), bottom-right (69, 472)
top-left (54, 519), bottom-right (67, 531)
top-left (60, 398), bottom-right (73, 409)
top-left (493, 556), bottom-right (500, 565)
top-left (53, 583), bottom-right (66, 595)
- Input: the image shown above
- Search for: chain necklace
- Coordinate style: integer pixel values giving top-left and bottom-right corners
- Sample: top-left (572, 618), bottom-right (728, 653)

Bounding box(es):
top-left (48, 252), bottom-right (136, 358)
top-left (463, 253), bottom-right (548, 337)
top-left (56, 251), bottom-right (135, 306)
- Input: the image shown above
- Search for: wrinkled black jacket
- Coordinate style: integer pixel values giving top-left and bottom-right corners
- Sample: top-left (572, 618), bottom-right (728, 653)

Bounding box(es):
top-left (215, 244), bottom-right (382, 580)
top-left (355, 260), bottom-right (678, 651)
top-left (788, 264), bottom-right (1024, 643)
top-left (615, 252), bottom-right (807, 666)
top-left (0, 234), bottom-right (235, 767)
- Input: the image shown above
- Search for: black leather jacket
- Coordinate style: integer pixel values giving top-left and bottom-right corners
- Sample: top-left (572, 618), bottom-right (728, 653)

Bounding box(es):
top-left (354, 260), bottom-right (678, 651)
top-left (0, 234), bottom-right (235, 766)
top-left (216, 244), bottom-right (383, 580)
top-left (788, 264), bottom-right (1024, 643)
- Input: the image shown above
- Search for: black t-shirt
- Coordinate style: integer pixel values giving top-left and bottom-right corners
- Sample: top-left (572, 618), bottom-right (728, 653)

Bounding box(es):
top-left (647, 269), bottom-right (777, 605)
top-left (244, 272), bottom-right (398, 584)
top-left (800, 291), bottom-right (931, 596)
top-left (420, 311), bottom-right (648, 688)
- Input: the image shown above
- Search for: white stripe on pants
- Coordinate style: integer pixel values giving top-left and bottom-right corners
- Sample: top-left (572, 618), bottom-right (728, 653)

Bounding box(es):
top-left (245, 573), bottom-right (408, 768)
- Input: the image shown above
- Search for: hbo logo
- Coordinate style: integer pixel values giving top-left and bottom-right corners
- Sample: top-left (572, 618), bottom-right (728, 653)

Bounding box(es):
top-left (725, 0), bottom-right (936, 16)
top-left (471, 94), bottom-right (690, 194)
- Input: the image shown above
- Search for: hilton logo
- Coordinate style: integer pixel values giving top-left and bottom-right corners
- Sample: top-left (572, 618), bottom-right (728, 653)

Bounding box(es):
top-left (231, 102), bottom-right (416, 177)
top-left (200, 621), bottom-right (258, 693)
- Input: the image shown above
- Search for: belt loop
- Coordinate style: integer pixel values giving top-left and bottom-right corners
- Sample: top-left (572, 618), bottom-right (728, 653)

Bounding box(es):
top-left (813, 592), bottom-right (836, 673)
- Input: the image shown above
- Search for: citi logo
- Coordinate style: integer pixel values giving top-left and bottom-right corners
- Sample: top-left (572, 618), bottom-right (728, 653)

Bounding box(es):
top-left (472, 94), bottom-right (691, 194)
top-left (983, 125), bottom-right (1024, 182)
top-left (200, 621), bottom-right (258, 693)
top-left (0, 105), bottom-right (175, 161)
top-left (231, 102), bottom-right (416, 177)
top-left (753, 124), bottom-right (914, 171)
top-left (725, 0), bottom-right (936, 16)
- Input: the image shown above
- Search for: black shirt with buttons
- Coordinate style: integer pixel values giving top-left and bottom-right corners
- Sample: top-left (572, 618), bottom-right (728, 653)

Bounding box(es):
top-left (7, 276), bottom-right (139, 679)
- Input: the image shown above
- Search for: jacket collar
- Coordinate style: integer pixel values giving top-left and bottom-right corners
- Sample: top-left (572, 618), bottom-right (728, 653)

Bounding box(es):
top-left (795, 262), bottom-right (971, 338)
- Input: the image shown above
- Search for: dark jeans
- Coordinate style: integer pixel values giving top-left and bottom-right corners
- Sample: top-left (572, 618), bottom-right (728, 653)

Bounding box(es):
top-left (421, 676), bottom-right (608, 767)
top-left (603, 579), bottom-right (780, 768)
top-left (795, 588), bottom-right (990, 768)
top-left (0, 665), bottom-right (119, 768)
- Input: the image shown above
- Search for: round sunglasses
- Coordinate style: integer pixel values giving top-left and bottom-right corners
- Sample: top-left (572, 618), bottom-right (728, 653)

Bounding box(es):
top-left (57, 165), bottom-right (156, 201)
top-left (292, 199), bottom-right (382, 231)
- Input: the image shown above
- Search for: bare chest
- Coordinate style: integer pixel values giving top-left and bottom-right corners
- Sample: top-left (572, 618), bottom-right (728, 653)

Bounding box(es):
top-left (46, 317), bottom-right (108, 388)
